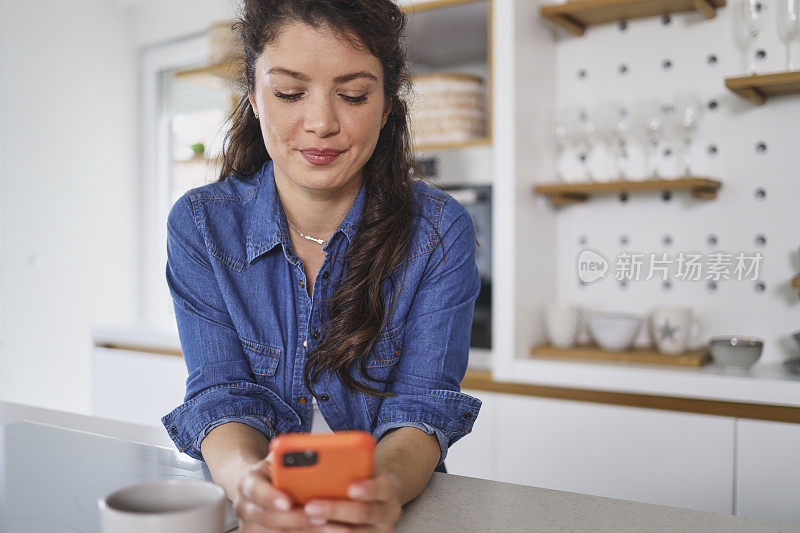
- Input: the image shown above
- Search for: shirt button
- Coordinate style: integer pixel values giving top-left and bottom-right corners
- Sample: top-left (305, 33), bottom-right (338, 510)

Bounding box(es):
top-left (394, 348), bottom-right (402, 357)
top-left (321, 271), bottom-right (329, 279)
top-left (463, 412), bottom-right (473, 419)
top-left (170, 426), bottom-right (178, 436)
top-left (303, 339), bottom-right (307, 348)
top-left (298, 397), bottom-right (307, 404)
top-left (299, 280), bottom-right (305, 289)
top-left (320, 394), bottom-right (330, 402)
top-left (311, 331), bottom-right (320, 340)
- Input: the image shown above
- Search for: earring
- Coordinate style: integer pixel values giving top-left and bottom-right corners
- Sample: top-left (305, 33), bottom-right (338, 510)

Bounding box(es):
top-left (254, 113), bottom-right (259, 119)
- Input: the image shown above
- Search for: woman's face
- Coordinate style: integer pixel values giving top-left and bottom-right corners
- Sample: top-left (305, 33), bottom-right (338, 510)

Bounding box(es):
top-left (248, 22), bottom-right (390, 194)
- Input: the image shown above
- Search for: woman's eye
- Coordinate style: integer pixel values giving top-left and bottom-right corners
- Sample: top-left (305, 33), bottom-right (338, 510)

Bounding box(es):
top-left (274, 91), bottom-right (302, 101)
top-left (342, 94), bottom-right (368, 104)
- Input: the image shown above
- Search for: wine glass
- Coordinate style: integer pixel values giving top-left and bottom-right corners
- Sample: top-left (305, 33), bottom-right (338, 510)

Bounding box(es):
top-left (673, 96), bottom-right (704, 176)
top-left (552, 109), bottom-right (569, 182)
top-left (578, 107), bottom-right (598, 182)
top-left (553, 107), bottom-right (586, 183)
top-left (733, 0), bottom-right (765, 75)
top-left (593, 102), bottom-right (629, 181)
top-left (632, 100), bottom-right (666, 180)
top-left (777, 0), bottom-right (800, 70)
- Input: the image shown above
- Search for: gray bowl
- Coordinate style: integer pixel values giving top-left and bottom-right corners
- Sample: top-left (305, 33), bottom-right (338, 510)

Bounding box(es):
top-left (709, 336), bottom-right (763, 368)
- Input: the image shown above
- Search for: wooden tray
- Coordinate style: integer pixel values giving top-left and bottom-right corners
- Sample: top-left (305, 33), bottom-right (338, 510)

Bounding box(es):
top-left (530, 344), bottom-right (711, 366)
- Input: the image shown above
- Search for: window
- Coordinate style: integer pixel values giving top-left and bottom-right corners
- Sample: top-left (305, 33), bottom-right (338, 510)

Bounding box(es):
top-left (140, 33), bottom-right (236, 329)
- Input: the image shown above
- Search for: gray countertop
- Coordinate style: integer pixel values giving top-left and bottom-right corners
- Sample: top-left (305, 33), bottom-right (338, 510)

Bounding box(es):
top-left (3, 400), bottom-right (797, 533)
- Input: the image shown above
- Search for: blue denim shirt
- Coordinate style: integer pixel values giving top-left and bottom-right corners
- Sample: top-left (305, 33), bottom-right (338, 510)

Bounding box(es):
top-left (161, 159), bottom-right (481, 468)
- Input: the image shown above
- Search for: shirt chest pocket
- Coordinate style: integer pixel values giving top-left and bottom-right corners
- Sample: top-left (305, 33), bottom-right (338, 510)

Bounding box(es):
top-left (240, 337), bottom-right (281, 388)
top-left (362, 326), bottom-right (403, 384)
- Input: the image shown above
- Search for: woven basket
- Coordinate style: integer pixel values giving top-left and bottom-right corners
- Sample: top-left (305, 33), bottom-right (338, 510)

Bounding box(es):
top-left (408, 73), bottom-right (487, 147)
top-left (209, 21), bottom-right (243, 64)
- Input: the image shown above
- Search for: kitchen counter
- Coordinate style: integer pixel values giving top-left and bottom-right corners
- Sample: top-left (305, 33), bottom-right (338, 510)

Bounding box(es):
top-left (93, 325), bottom-right (800, 421)
top-left (2, 400), bottom-right (798, 532)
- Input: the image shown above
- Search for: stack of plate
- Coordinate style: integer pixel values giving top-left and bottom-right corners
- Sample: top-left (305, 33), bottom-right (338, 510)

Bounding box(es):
top-left (408, 73), bottom-right (487, 147)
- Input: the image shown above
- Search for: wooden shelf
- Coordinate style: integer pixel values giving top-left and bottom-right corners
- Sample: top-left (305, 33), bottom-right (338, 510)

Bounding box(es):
top-left (540, 0), bottom-right (725, 36)
top-left (413, 136), bottom-right (492, 153)
top-left (725, 70), bottom-right (800, 106)
top-left (530, 344), bottom-right (711, 367)
top-left (174, 155), bottom-right (222, 166)
top-left (534, 177), bottom-right (721, 206)
top-left (400, 0), bottom-right (486, 14)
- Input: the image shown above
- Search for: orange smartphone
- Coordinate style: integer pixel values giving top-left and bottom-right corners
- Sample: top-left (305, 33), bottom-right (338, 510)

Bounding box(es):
top-left (268, 430), bottom-right (375, 506)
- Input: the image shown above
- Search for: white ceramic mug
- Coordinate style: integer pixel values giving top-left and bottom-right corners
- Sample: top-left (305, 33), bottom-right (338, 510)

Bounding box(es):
top-left (544, 302), bottom-right (580, 348)
top-left (99, 478), bottom-right (226, 533)
top-left (650, 306), bottom-right (704, 355)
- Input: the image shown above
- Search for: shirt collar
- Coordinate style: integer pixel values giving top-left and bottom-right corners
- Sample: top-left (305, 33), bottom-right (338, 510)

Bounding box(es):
top-left (246, 159), bottom-right (366, 264)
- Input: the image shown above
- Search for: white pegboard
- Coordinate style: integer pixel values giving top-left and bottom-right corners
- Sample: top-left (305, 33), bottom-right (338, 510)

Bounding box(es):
top-left (545, 4), bottom-right (800, 361)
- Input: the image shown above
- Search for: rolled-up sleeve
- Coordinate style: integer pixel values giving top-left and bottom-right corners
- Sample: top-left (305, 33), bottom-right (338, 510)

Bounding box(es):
top-left (372, 197), bottom-right (482, 467)
top-left (161, 194), bottom-right (275, 461)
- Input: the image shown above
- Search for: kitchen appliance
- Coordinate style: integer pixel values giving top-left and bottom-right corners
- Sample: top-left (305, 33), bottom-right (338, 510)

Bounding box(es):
top-left (0, 421), bottom-right (238, 533)
top-left (443, 184), bottom-right (492, 349)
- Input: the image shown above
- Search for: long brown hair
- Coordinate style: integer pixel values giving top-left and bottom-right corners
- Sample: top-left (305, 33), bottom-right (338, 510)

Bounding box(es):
top-left (220, 0), bottom-right (416, 398)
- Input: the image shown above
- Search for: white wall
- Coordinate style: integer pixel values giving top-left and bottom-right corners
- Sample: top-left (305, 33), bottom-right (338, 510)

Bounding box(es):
top-left (0, 0), bottom-right (139, 413)
top-left (128, 0), bottom-right (234, 48)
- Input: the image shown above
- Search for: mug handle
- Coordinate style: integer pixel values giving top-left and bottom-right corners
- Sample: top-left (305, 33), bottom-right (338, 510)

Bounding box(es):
top-left (687, 316), bottom-right (707, 349)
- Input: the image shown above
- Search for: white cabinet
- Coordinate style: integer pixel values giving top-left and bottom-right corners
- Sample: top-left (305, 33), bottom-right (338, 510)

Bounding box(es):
top-left (443, 389), bottom-right (498, 480)
top-left (493, 394), bottom-right (735, 515)
top-left (92, 347), bottom-right (187, 427)
top-left (736, 419), bottom-right (800, 524)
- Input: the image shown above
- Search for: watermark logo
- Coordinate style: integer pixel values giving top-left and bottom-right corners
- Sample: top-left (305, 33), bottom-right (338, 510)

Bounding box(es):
top-left (577, 249), bottom-right (763, 282)
top-left (577, 249), bottom-right (609, 284)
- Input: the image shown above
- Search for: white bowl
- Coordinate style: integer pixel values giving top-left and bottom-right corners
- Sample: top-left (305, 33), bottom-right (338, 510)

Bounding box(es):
top-left (588, 312), bottom-right (642, 352)
top-left (709, 336), bottom-right (763, 368)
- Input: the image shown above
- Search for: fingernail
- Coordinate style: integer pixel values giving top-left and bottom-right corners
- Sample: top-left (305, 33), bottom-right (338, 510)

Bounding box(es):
top-left (274, 498), bottom-right (290, 511)
top-left (348, 485), bottom-right (366, 498)
top-left (310, 517), bottom-right (327, 526)
top-left (305, 502), bottom-right (323, 515)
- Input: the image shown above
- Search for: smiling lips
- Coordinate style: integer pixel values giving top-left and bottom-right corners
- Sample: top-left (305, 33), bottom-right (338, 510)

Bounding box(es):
top-left (300, 148), bottom-right (343, 165)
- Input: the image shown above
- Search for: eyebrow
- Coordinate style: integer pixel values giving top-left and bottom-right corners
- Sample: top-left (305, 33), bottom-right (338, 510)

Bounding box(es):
top-left (266, 67), bottom-right (378, 84)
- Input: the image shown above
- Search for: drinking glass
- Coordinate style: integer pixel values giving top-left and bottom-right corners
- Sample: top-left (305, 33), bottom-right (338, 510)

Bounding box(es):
top-left (673, 96), bottom-right (704, 176)
top-left (553, 107), bottom-right (586, 183)
top-left (633, 100), bottom-right (666, 179)
top-left (593, 102), bottom-right (628, 181)
top-left (777, 0), bottom-right (800, 70)
top-left (733, 0), bottom-right (765, 75)
top-left (579, 107), bottom-right (597, 182)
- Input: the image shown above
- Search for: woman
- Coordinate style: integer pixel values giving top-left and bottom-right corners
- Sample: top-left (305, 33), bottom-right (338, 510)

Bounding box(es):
top-left (161, 0), bottom-right (482, 530)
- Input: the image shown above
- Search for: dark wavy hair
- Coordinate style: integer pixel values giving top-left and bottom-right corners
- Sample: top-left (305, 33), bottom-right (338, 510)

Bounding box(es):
top-left (219, 0), bottom-right (417, 399)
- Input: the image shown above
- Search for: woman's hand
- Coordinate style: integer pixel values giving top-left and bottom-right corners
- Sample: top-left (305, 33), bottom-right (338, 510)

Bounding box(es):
top-left (234, 451), bottom-right (322, 532)
top-left (302, 465), bottom-right (403, 532)
top-left (234, 454), bottom-right (403, 532)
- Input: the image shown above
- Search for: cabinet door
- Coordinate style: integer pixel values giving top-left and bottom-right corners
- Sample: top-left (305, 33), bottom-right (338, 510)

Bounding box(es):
top-left (92, 347), bottom-right (187, 427)
top-left (494, 394), bottom-right (735, 514)
top-left (442, 389), bottom-right (497, 480)
top-left (736, 419), bottom-right (800, 524)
